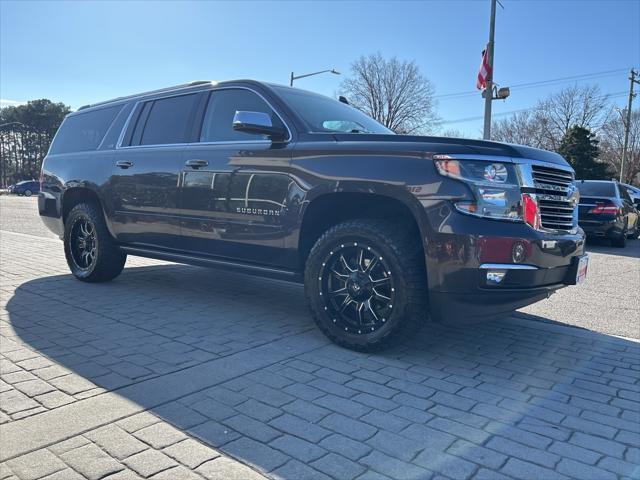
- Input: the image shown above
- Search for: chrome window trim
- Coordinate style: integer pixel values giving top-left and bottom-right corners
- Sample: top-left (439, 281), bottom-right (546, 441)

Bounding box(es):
top-left (116, 86), bottom-right (292, 149)
top-left (115, 103), bottom-right (138, 150)
top-left (479, 263), bottom-right (539, 270)
top-left (187, 140), bottom-right (272, 147)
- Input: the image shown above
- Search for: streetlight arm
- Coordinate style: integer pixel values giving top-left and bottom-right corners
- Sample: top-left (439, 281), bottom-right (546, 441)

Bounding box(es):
top-left (290, 69), bottom-right (340, 86)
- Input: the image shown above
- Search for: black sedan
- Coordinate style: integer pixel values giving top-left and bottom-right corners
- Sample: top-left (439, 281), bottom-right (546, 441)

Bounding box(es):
top-left (577, 180), bottom-right (639, 247)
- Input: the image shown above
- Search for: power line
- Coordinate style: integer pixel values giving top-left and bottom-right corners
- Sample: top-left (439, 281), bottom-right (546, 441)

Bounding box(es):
top-left (441, 91), bottom-right (628, 125)
top-left (435, 68), bottom-right (629, 100)
top-left (510, 69), bottom-right (628, 90)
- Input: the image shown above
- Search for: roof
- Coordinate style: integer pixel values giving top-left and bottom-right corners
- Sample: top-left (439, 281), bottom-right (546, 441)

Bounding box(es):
top-left (76, 80), bottom-right (218, 111)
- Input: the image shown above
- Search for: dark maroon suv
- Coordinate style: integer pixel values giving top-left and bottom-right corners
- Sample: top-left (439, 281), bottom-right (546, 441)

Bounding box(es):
top-left (39, 80), bottom-right (588, 350)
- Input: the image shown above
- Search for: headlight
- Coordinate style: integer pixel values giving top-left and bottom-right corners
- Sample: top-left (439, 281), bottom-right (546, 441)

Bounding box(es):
top-left (434, 158), bottom-right (522, 222)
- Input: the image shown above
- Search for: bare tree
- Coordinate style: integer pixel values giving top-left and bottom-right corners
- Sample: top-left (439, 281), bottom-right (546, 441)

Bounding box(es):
top-left (492, 110), bottom-right (550, 149)
top-left (339, 53), bottom-right (439, 134)
top-left (491, 84), bottom-right (611, 150)
top-left (599, 109), bottom-right (640, 184)
top-left (439, 128), bottom-right (466, 139)
top-left (537, 84), bottom-right (611, 150)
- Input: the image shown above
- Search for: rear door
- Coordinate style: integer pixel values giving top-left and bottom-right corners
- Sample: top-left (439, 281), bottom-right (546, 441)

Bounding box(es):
top-left (179, 87), bottom-right (300, 268)
top-left (109, 92), bottom-right (202, 249)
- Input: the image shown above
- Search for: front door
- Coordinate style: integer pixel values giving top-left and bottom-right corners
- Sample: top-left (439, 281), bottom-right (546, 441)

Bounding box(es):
top-left (179, 88), bottom-right (301, 268)
top-left (109, 92), bottom-right (201, 249)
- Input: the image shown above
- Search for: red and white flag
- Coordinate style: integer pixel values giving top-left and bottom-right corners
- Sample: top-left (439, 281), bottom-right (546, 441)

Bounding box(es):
top-left (477, 47), bottom-right (492, 90)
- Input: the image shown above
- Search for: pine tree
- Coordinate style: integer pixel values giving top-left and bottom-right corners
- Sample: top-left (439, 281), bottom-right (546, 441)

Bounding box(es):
top-left (557, 126), bottom-right (611, 180)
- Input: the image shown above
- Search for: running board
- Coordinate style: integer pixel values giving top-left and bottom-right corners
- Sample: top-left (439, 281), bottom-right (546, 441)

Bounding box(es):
top-left (120, 246), bottom-right (302, 283)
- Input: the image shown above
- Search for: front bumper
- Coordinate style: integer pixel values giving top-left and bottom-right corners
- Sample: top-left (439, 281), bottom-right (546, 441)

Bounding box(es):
top-left (423, 206), bottom-right (586, 324)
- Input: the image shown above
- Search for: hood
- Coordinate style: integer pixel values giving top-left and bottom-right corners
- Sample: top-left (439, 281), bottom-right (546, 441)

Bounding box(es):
top-left (331, 134), bottom-right (571, 169)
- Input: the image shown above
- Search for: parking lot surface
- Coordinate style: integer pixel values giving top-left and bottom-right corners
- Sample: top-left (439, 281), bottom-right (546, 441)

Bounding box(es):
top-left (1, 196), bottom-right (639, 480)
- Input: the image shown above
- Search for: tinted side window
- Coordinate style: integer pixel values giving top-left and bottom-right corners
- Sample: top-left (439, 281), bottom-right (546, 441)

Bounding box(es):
top-left (50, 105), bottom-right (122, 154)
top-left (138, 94), bottom-right (199, 146)
top-left (200, 89), bottom-right (284, 142)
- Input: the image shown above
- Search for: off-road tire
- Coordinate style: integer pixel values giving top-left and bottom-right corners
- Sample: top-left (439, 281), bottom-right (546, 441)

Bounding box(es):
top-left (64, 202), bottom-right (126, 282)
top-left (305, 219), bottom-right (428, 351)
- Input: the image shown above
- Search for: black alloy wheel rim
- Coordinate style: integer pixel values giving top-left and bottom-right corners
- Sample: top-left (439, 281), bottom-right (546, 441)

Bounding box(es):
top-left (318, 242), bottom-right (395, 334)
top-left (70, 217), bottom-right (97, 270)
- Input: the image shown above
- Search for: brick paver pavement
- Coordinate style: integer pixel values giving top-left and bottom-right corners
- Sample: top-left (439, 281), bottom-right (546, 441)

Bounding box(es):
top-left (1, 224), bottom-right (639, 479)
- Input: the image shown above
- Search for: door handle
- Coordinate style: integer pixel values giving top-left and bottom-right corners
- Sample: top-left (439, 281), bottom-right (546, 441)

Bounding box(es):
top-left (116, 160), bottom-right (133, 169)
top-left (185, 159), bottom-right (209, 168)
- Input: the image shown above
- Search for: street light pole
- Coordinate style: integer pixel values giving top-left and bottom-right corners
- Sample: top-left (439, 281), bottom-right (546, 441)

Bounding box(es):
top-left (620, 68), bottom-right (639, 183)
top-left (290, 69), bottom-right (340, 86)
top-left (483, 0), bottom-right (497, 140)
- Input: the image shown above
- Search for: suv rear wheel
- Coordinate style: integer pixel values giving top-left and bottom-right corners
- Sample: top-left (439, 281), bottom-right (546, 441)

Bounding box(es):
top-left (64, 202), bottom-right (126, 282)
top-left (305, 219), bottom-right (428, 351)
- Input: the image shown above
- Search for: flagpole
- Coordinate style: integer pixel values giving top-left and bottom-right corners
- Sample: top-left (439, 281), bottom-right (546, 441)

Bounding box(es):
top-left (483, 0), bottom-right (497, 140)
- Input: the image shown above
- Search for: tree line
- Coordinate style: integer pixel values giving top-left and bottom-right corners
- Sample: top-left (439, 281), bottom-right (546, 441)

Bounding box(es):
top-left (1, 55), bottom-right (638, 187)
top-left (0, 99), bottom-right (70, 187)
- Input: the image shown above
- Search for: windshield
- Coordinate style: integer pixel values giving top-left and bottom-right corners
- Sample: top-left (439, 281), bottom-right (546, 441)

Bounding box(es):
top-left (577, 181), bottom-right (616, 197)
top-left (273, 86), bottom-right (393, 134)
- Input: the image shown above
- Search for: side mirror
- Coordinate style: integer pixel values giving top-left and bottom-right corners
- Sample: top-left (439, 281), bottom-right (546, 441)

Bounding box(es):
top-left (232, 111), bottom-right (287, 141)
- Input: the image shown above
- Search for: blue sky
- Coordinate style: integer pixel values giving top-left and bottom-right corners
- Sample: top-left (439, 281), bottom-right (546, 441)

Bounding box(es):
top-left (1, 0), bottom-right (638, 137)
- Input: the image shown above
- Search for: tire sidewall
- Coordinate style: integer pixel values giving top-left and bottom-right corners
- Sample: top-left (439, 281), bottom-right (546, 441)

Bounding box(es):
top-left (305, 227), bottom-right (413, 349)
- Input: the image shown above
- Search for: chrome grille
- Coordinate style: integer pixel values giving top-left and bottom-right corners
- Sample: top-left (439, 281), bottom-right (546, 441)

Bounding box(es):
top-left (531, 165), bottom-right (576, 231)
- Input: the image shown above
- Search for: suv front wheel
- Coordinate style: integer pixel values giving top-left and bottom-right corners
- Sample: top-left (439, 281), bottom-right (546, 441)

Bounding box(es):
top-left (64, 202), bottom-right (127, 282)
top-left (305, 219), bottom-right (428, 351)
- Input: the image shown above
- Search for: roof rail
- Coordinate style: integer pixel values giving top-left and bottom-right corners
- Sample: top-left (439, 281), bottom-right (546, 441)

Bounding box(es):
top-left (77, 80), bottom-right (215, 110)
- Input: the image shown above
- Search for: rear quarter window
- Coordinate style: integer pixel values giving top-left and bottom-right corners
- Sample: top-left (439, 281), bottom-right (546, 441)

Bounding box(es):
top-left (50, 105), bottom-right (122, 154)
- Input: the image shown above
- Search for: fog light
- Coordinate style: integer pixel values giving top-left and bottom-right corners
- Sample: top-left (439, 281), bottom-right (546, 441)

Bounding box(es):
top-left (486, 270), bottom-right (507, 285)
top-left (512, 242), bottom-right (527, 263)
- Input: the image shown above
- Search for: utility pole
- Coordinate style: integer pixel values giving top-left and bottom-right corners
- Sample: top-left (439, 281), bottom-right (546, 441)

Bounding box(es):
top-left (620, 68), bottom-right (639, 183)
top-left (483, 0), bottom-right (497, 140)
